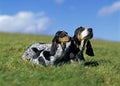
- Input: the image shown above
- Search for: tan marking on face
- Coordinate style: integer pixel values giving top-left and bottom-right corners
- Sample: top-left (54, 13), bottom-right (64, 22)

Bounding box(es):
top-left (77, 33), bottom-right (82, 41)
top-left (59, 36), bottom-right (69, 43)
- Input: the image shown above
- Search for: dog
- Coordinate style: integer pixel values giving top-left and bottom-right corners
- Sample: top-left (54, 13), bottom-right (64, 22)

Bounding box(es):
top-left (61, 26), bottom-right (94, 64)
top-left (21, 30), bottom-right (71, 66)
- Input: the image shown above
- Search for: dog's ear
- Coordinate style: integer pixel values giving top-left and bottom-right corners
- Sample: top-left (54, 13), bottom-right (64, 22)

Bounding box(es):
top-left (50, 31), bottom-right (60, 56)
top-left (52, 33), bottom-right (59, 43)
top-left (86, 40), bottom-right (94, 56)
top-left (50, 42), bottom-right (57, 56)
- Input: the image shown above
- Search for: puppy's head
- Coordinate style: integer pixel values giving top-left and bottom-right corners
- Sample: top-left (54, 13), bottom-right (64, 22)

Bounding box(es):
top-left (50, 30), bottom-right (71, 56)
top-left (53, 30), bottom-right (70, 43)
top-left (74, 26), bottom-right (94, 56)
top-left (74, 26), bottom-right (93, 41)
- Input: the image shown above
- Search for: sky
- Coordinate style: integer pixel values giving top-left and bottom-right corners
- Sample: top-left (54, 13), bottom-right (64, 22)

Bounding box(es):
top-left (0, 0), bottom-right (120, 41)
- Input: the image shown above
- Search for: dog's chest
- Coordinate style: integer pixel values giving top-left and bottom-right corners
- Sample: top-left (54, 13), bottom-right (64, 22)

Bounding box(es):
top-left (55, 44), bottom-right (63, 57)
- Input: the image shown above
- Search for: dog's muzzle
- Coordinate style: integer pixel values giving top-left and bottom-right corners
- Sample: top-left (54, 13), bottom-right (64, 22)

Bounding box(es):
top-left (83, 28), bottom-right (93, 40)
top-left (88, 28), bottom-right (93, 39)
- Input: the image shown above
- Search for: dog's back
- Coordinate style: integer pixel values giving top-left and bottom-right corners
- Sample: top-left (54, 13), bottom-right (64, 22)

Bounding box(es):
top-left (21, 43), bottom-right (51, 61)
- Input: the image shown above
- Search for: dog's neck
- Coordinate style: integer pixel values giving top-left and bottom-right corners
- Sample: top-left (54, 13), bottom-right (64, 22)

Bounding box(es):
top-left (79, 40), bottom-right (87, 52)
top-left (50, 41), bottom-right (67, 56)
top-left (72, 37), bottom-right (88, 52)
top-left (73, 37), bottom-right (81, 46)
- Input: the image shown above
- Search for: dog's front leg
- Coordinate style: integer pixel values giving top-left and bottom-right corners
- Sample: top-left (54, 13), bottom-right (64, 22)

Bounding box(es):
top-left (76, 51), bottom-right (85, 64)
top-left (77, 51), bottom-right (85, 61)
top-left (77, 40), bottom-right (87, 64)
top-left (50, 56), bottom-right (56, 65)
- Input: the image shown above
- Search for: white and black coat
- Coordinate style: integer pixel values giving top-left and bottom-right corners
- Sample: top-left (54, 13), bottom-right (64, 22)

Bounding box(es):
top-left (61, 26), bottom-right (94, 64)
top-left (21, 31), bottom-right (71, 66)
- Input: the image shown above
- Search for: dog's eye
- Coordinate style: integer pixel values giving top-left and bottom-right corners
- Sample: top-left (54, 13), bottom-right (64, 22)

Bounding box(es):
top-left (62, 34), bottom-right (68, 37)
top-left (59, 32), bottom-right (67, 37)
top-left (64, 33), bottom-right (68, 36)
top-left (60, 34), bottom-right (65, 37)
top-left (79, 28), bottom-right (85, 32)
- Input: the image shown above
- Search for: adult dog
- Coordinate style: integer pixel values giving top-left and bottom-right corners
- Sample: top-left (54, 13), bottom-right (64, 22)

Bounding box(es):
top-left (62, 26), bottom-right (94, 64)
top-left (21, 30), bottom-right (71, 66)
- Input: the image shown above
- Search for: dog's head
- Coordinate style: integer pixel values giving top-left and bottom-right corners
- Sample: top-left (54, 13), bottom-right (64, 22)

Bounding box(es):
top-left (74, 26), bottom-right (93, 41)
top-left (50, 30), bottom-right (71, 56)
top-left (73, 26), bottom-right (94, 56)
top-left (53, 30), bottom-right (70, 43)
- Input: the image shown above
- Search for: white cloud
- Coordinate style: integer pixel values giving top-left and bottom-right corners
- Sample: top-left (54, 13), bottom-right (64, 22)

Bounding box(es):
top-left (55, 0), bottom-right (65, 4)
top-left (98, 1), bottom-right (120, 16)
top-left (0, 11), bottom-right (50, 34)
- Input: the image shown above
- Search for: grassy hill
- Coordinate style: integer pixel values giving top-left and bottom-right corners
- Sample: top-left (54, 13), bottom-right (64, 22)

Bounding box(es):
top-left (0, 32), bottom-right (120, 86)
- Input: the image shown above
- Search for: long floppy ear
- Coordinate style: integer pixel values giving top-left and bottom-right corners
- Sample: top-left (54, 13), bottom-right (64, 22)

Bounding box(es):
top-left (50, 31), bottom-right (59, 56)
top-left (50, 42), bottom-right (57, 56)
top-left (86, 40), bottom-right (94, 56)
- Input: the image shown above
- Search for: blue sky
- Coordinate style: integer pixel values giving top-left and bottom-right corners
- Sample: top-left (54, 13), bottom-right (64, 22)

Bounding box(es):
top-left (0, 0), bottom-right (120, 41)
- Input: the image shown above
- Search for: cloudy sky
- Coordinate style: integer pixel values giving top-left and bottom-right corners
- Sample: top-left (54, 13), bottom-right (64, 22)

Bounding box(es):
top-left (0, 0), bottom-right (120, 41)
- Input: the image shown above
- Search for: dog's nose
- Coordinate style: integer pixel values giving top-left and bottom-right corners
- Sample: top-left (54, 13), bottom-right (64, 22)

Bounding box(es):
top-left (88, 28), bottom-right (92, 32)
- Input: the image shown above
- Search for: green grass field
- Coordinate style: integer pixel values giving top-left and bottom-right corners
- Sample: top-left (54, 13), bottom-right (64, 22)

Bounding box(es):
top-left (0, 32), bottom-right (120, 86)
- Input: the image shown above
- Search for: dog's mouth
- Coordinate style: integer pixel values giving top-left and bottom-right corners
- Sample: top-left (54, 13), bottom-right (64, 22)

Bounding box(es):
top-left (84, 32), bottom-right (93, 39)
top-left (81, 28), bottom-right (93, 40)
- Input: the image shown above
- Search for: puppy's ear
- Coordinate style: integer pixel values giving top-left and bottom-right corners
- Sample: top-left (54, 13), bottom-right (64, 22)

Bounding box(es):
top-left (52, 33), bottom-right (59, 43)
top-left (50, 32), bottom-right (59, 56)
top-left (86, 40), bottom-right (94, 56)
top-left (50, 42), bottom-right (57, 56)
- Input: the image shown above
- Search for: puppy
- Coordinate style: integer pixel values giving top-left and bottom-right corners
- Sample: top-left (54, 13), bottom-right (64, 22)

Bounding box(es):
top-left (62, 26), bottom-right (94, 63)
top-left (21, 30), bottom-right (71, 66)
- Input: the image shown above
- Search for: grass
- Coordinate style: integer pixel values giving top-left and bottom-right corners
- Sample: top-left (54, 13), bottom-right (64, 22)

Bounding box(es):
top-left (0, 32), bottom-right (120, 86)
